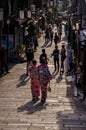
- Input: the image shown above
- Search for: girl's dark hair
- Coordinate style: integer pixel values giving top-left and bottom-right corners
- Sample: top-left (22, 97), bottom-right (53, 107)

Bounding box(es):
top-left (42, 49), bottom-right (45, 53)
top-left (32, 60), bottom-right (37, 65)
top-left (40, 59), bottom-right (45, 64)
top-left (62, 45), bottom-right (65, 48)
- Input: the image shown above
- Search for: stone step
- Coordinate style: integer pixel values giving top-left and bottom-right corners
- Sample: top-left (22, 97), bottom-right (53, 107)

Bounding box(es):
top-left (0, 121), bottom-right (86, 130)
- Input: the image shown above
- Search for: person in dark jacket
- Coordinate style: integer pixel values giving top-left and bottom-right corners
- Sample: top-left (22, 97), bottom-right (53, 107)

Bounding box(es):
top-left (39, 49), bottom-right (49, 64)
top-left (60, 45), bottom-right (66, 73)
top-left (54, 32), bottom-right (59, 46)
top-left (45, 29), bottom-right (50, 45)
top-left (26, 44), bottom-right (34, 76)
top-left (33, 34), bottom-right (38, 51)
top-left (50, 30), bottom-right (54, 46)
top-left (51, 45), bottom-right (60, 72)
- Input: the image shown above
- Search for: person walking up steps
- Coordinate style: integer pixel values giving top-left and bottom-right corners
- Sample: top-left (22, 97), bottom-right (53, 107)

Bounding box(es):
top-left (50, 29), bottom-right (54, 46)
top-left (38, 59), bottom-right (52, 103)
top-left (54, 32), bottom-right (59, 46)
top-left (45, 28), bottom-right (50, 45)
top-left (51, 45), bottom-right (60, 72)
top-left (39, 49), bottom-right (49, 65)
top-left (60, 45), bottom-right (66, 73)
top-left (26, 44), bottom-right (34, 76)
top-left (29, 60), bottom-right (40, 101)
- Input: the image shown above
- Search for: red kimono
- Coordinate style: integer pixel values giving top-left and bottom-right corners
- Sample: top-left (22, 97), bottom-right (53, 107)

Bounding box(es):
top-left (29, 65), bottom-right (40, 100)
top-left (38, 63), bottom-right (52, 102)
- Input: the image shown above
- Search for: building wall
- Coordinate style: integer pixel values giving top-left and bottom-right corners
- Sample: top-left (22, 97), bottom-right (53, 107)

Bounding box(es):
top-left (34, 0), bottom-right (42, 9)
top-left (0, 0), bottom-right (8, 20)
top-left (78, 0), bottom-right (86, 15)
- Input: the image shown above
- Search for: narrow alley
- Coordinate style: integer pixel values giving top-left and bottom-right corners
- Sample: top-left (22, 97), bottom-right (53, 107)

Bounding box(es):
top-left (0, 24), bottom-right (86, 130)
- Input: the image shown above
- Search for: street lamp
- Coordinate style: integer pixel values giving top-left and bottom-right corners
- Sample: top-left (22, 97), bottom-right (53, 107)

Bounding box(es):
top-left (76, 23), bottom-right (79, 65)
top-left (7, 18), bottom-right (10, 66)
top-left (50, 1), bottom-right (53, 7)
top-left (75, 22), bottom-right (79, 89)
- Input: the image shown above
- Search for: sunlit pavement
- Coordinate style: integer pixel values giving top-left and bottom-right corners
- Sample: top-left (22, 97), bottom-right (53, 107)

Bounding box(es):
top-left (0, 25), bottom-right (86, 130)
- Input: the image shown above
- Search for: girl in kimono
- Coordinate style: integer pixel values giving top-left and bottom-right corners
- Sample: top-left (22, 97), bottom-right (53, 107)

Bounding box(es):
top-left (29, 60), bottom-right (40, 101)
top-left (38, 59), bottom-right (52, 102)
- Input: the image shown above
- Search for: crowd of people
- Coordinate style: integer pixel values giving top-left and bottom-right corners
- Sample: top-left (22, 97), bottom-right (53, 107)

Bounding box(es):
top-left (44, 24), bottom-right (62, 46)
top-left (27, 43), bottom-right (67, 103)
top-left (0, 22), bottom-right (69, 103)
top-left (24, 22), bottom-right (68, 103)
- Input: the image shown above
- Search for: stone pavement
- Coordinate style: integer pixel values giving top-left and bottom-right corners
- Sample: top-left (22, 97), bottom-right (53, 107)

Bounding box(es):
top-left (0, 25), bottom-right (86, 130)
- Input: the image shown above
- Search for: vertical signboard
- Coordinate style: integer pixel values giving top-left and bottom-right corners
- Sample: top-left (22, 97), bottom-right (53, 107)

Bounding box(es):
top-left (19, 10), bottom-right (24, 19)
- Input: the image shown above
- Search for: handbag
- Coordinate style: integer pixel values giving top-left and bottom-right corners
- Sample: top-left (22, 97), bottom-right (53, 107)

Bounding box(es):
top-left (47, 82), bottom-right (51, 92)
top-left (47, 86), bottom-right (51, 92)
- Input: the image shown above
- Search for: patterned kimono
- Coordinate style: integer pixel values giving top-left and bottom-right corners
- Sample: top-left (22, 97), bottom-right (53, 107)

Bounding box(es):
top-left (29, 66), bottom-right (40, 99)
top-left (38, 63), bottom-right (52, 101)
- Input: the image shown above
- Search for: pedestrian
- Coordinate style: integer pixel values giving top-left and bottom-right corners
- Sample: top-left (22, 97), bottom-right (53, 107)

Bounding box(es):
top-left (39, 49), bottom-right (49, 64)
top-left (48, 24), bottom-right (52, 32)
top-left (51, 45), bottom-right (60, 72)
top-left (60, 45), bottom-right (66, 73)
top-left (58, 24), bottom-right (62, 40)
top-left (45, 28), bottom-right (50, 45)
top-left (54, 32), bottom-right (59, 46)
top-left (38, 59), bottom-right (52, 102)
top-left (33, 34), bottom-right (38, 51)
top-left (29, 60), bottom-right (40, 101)
top-left (0, 47), bottom-right (9, 75)
top-left (50, 29), bottom-right (54, 45)
top-left (26, 44), bottom-right (34, 76)
top-left (65, 22), bottom-right (69, 37)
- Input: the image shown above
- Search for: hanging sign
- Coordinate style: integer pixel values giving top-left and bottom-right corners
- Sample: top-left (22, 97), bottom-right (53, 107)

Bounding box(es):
top-left (31, 5), bottom-right (35, 14)
top-left (19, 10), bottom-right (24, 19)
